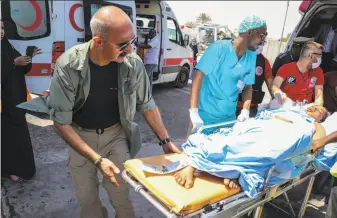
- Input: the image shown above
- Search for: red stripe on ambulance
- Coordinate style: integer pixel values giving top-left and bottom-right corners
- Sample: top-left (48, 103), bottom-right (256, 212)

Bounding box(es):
top-left (26, 63), bottom-right (52, 77)
top-left (164, 58), bottom-right (194, 66)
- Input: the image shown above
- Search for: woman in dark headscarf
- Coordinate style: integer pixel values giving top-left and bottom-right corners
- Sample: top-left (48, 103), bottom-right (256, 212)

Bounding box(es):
top-left (1, 20), bottom-right (41, 182)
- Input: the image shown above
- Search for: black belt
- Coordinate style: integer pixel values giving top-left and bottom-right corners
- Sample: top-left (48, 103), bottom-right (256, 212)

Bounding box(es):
top-left (73, 123), bottom-right (120, 135)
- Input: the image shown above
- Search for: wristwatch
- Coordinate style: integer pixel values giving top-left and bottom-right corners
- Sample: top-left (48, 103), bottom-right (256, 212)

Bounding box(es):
top-left (159, 138), bottom-right (171, 146)
top-left (93, 155), bottom-right (103, 167)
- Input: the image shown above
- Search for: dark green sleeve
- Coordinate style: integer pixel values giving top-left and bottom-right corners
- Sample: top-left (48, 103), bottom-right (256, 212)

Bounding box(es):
top-left (47, 63), bottom-right (76, 124)
top-left (134, 59), bottom-right (156, 113)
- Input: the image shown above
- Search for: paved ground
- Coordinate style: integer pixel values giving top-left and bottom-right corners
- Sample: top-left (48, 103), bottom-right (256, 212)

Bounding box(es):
top-left (1, 82), bottom-right (331, 218)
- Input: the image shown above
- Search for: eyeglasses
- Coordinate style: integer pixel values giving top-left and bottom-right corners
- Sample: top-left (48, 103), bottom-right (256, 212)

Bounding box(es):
top-left (117, 36), bottom-right (138, 51)
top-left (253, 29), bottom-right (268, 40)
top-left (260, 32), bottom-right (268, 40)
top-left (106, 36), bottom-right (138, 51)
top-left (311, 52), bottom-right (323, 57)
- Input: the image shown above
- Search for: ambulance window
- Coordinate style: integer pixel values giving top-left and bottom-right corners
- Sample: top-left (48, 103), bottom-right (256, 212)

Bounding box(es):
top-left (3, 0), bottom-right (50, 40)
top-left (136, 15), bottom-right (156, 28)
top-left (167, 18), bottom-right (183, 46)
top-left (91, 3), bottom-right (133, 22)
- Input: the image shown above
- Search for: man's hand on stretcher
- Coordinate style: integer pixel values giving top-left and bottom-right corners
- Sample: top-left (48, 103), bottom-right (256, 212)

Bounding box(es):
top-left (163, 142), bottom-right (183, 154)
top-left (99, 142), bottom-right (182, 188)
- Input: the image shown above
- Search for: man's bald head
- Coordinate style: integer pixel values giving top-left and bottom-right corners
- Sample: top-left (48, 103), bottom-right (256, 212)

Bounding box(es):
top-left (90, 6), bottom-right (133, 41)
top-left (89, 6), bottom-right (135, 64)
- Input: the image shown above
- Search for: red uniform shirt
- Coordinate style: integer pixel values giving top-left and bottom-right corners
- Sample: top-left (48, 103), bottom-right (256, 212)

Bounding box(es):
top-left (276, 62), bottom-right (324, 103)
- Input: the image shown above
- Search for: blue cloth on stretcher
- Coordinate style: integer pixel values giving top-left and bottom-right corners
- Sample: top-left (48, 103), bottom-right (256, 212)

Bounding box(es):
top-left (182, 108), bottom-right (316, 198)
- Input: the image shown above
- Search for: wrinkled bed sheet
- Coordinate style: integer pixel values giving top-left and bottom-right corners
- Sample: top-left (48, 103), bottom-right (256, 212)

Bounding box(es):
top-left (182, 108), bottom-right (317, 198)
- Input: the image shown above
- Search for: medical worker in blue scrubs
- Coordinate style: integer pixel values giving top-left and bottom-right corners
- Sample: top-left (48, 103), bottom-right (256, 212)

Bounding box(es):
top-left (188, 16), bottom-right (268, 134)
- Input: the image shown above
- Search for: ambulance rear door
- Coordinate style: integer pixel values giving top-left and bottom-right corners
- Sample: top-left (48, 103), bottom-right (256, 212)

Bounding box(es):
top-left (64, 1), bottom-right (85, 50)
top-left (284, 0), bottom-right (337, 52)
top-left (159, 1), bottom-right (193, 87)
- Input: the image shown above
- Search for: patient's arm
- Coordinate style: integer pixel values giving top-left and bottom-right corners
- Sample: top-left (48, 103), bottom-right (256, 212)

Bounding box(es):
top-left (312, 122), bottom-right (326, 140)
top-left (311, 122), bottom-right (327, 152)
top-left (314, 85), bottom-right (324, 106)
top-left (312, 131), bottom-right (337, 152)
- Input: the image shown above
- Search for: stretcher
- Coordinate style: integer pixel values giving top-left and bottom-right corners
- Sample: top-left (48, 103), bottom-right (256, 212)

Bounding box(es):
top-left (122, 120), bottom-right (321, 218)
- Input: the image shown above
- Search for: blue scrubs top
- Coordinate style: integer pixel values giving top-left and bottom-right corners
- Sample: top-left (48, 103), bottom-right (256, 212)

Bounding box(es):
top-left (196, 40), bottom-right (257, 125)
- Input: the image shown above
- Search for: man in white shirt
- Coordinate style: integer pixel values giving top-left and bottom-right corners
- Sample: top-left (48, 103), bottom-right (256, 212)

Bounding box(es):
top-left (136, 29), bottom-right (160, 93)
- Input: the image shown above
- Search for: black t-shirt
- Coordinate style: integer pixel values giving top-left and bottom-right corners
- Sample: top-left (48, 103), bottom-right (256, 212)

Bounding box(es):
top-left (73, 60), bottom-right (120, 129)
top-left (272, 51), bottom-right (296, 78)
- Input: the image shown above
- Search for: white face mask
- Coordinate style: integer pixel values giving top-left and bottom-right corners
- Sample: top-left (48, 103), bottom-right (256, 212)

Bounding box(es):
top-left (255, 45), bottom-right (264, 55)
top-left (312, 57), bottom-right (322, 69)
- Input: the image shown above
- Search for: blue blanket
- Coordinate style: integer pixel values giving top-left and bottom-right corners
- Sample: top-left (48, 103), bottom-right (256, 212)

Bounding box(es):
top-left (182, 108), bottom-right (316, 198)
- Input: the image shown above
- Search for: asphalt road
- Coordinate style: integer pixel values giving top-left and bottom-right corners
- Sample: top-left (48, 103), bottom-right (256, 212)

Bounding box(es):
top-left (1, 82), bottom-right (330, 218)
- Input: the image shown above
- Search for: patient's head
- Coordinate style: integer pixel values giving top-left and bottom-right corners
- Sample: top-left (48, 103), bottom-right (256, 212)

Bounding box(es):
top-left (305, 105), bottom-right (328, 122)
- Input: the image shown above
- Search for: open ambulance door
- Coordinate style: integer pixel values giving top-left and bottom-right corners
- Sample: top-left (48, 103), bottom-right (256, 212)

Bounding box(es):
top-left (284, 0), bottom-right (319, 52)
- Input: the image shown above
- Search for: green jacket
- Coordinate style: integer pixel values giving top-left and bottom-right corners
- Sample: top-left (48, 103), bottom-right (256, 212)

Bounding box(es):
top-left (17, 40), bottom-right (155, 157)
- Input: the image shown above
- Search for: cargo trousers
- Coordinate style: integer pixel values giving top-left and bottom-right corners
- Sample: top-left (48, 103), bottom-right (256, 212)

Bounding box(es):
top-left (68, 123), bottom-right (135, 218)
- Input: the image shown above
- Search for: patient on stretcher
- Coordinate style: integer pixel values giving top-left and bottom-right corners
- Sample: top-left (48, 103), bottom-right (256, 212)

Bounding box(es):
top-left (174, 105), bottom-right (329, 197)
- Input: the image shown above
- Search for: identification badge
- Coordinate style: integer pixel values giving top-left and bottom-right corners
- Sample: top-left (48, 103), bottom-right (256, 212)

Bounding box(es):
top-left (237, 80), bottom-right (245, 92)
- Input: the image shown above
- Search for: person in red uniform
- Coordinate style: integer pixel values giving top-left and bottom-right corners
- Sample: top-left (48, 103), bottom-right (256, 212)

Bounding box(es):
top-left (237, 41), bottom-right (273, 117)
top-left (272, 41), bottom-right (324, 105)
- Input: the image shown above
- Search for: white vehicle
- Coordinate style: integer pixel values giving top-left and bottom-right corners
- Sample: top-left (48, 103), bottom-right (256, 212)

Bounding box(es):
top-left (197, 25), bottom-right (217, 46)
top-left (2, 0), bottom-right (192, 94)
top-left (136, 0), bottom-right (193, 88)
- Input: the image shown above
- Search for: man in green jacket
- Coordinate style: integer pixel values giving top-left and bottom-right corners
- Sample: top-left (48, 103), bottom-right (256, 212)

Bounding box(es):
top-left (18, 6), bottom-right (180, 218)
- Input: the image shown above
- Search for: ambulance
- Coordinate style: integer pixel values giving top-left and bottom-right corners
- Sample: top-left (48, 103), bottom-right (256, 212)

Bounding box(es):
top-left (2, 0), bottom-right (193, 94)
top-left (135, 0), bottom-right (193, 88)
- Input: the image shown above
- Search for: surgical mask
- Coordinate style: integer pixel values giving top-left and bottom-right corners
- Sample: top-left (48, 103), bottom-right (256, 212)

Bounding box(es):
top-left (312, 57), bottom-right (322, 69)
top-left (255, 45), bottom-right (264, 55)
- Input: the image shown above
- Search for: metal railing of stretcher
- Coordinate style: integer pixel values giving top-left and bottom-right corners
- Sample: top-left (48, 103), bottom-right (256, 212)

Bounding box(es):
top-left (122, 120), bottom-right (321, 218)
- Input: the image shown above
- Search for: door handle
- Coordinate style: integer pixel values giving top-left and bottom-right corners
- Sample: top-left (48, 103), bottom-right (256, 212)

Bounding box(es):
top-left (167, 48), bottom-right (172, 51)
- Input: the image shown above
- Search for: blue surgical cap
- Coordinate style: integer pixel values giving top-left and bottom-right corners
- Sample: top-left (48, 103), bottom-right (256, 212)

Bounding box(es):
top-left (238, 15), bottom-right (266, 34)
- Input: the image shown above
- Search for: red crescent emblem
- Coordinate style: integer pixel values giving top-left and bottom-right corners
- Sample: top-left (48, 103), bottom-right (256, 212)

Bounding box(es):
top-left (17, 0), bottom-right (42, 31)
top-left (69, 3), bottom-right (84, 32)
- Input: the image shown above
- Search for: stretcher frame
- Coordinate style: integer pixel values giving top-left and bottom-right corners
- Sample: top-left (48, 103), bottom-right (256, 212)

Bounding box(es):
top-left (122, 120), bottom-right (321, 218)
